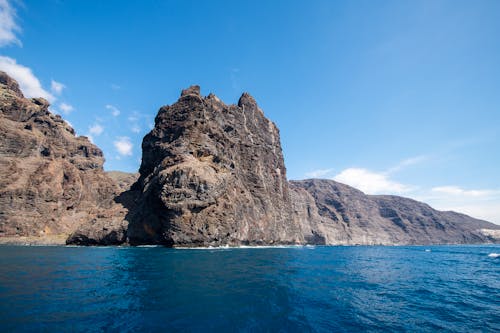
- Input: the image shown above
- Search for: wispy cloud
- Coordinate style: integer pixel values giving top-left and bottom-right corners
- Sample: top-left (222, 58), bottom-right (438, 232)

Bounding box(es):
top-left (127, 110), bottom-right (151, 134)
top-left (0, 0), bottom-right (21, 47)
top-left (131, 125), bottom-right (141, 133)
top-left (330, 153), bottom-right (500, 224)
top-left (86, 123), bottom-right (104, 143)
top-left (333, 168), bottom-right (412, 194)
top-left (431, 186), bottom-right (500, 198)
top-left (305, 168), bottom-right (335, 178)
top-left (386, 155), bottom-right (428, 174)
top-left (88, 123), bottom-right (104, 136)
top-left (331, 156), bottom-right (424, 194)
top-left (114, 136), bottom-right (133, 156)
top-left (59, 102), bottom-right (74, 114)
top-left (417, 186), bottom-right (500, 224)
top-left (50, 80), bottom-right (65, 95)
top-left (106, 104), bottom-right (120, 116)
top-left (110, 83), bottom-right (121, 90)
top-left (0, 56), bottom-right (54, 101)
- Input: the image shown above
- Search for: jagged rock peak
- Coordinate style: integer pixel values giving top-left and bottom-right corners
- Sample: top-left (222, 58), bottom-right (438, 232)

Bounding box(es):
top-left (238, 92), bottom-right (257, 109)
top-left (128, 85), bottom-right (303, 246)
top-left (180, 85), bottom-right (201, 97)
top-left (0, 71), bottom-right (24, 98)
top-left (0, 72), bottom-right (129, 245)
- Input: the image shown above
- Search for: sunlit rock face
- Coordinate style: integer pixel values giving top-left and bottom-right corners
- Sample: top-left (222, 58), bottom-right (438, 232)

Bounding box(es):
top-left (127, 86), bottom-right (303, 246)
top-left (290, 179), bottom-right (500, 245)
top-left (0, 71), bottom-right (129, 244)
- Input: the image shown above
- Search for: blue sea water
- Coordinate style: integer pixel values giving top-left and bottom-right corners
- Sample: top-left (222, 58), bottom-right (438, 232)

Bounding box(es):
top-left (0, 245), bottom-right (499, 332)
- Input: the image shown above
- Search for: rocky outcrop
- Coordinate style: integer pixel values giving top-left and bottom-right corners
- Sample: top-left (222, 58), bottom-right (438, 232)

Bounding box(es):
top-left (0, 71), bottom-right (129, 244)
top-left (1, 72), bottom-right (498, 246)
top-left (291, 179), bottom-right (500, 245)
top-left (106, 171), bottom-right (139, 193)
top-left (127, 86), bottom-right (303, 246)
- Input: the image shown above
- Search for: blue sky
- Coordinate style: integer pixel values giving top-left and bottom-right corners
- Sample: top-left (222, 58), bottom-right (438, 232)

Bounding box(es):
top-left (1, 0), bottom-right (499, 224)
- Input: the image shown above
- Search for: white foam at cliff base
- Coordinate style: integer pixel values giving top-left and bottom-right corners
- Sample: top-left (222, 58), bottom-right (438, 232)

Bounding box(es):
top-left (174, 245), bottom-right (306, 250)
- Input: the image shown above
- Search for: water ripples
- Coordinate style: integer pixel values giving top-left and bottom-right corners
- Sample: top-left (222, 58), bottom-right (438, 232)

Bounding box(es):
top-left (1, 245), bottom-right (499, 332)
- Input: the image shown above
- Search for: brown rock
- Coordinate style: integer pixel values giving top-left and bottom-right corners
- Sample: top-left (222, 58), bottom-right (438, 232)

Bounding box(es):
top-left (127, 87), bottom-right (303, 246)
top-left (1, 72), bottom-right (497, 246)
top-left (0, 71), bottom-right (129, 244)
top-left (290, 179), bottom-right (500, 245)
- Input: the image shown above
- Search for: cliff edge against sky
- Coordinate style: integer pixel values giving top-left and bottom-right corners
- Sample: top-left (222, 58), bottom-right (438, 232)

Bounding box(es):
top-left (0, 72), bottom-right (498, 246)
top-left (0, 71), bottom-right (130, 244)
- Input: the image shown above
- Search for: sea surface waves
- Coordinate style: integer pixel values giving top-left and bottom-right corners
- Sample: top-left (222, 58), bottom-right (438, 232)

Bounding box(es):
top-left (1, 245), bottom-right (499, 332)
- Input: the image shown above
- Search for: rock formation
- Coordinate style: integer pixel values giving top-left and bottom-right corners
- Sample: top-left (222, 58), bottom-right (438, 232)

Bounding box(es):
top-left (291, 179), bottom-right (499, 245)
top-left (127, 86), bottom-right (303, 246)
top-left (0, 71), bottom-right (129, 245)
top-left (0, 72), bottom-right (498, 246)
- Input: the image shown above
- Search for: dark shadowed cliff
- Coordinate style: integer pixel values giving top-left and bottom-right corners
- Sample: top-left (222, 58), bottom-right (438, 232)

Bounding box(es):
top-left (126, 86), bottom-right (303, 246)
top-left (0, 72), bottom-right (498, 246)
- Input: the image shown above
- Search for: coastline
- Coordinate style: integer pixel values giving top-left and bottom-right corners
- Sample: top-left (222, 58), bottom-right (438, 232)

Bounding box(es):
top-left (0, 235), bottom-right (68, 246)
top-left (1, 237), bottom-right (498, 247)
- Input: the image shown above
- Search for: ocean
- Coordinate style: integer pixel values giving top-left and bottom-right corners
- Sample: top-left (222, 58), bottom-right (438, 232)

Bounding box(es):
top-left (0, 245), bottom-right (499, 332)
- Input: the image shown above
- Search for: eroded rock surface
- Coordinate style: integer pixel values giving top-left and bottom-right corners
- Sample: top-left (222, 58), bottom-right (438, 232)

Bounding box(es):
top-left (0, 72), bottom-right (129, 244)
top-left (291, 179), bottom-right (500, 245)
top-left (1, 72), bottom-right (498, 246)
top-left (127, 86), bottom-right (303, 246)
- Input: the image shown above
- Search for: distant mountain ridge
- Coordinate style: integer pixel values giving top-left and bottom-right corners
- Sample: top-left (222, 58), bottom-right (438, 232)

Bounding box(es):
top-left (290, 179), bottom-right (498, 245)
top-left (0, 72), bottom-right (498, 246)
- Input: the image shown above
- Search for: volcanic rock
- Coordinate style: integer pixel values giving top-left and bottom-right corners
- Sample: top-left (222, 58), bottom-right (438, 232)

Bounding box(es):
top-left (0, 71), bottom-right (129, 244)
top-left (290, 179), bottom-right (500, 245)
top-left (127, 86), bottom-right (303, 246)
top-left (1, 72), bottom-right (498, 246)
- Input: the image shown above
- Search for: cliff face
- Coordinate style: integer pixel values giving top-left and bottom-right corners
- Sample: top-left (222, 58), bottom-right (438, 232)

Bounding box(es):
top-left (0, 72), bottom-right (129, 244)
top-left (291, 179), bottom-right (499, 245)
top-left (127, 86), bottom-right (303, 246)
top-left (1, 72), bottom-right (498, 246)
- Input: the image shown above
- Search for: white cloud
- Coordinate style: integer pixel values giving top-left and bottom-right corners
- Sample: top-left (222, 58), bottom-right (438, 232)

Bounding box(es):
top-left (386, 155), bottom-right (428, 174)
top-left (88, 123), bottom-right (104, 136)
top-left (114, 136), bottom-right (133, 156)
top-left (0, 56), bottom-right (54, 101)
top-left (323, 154), bottom-right (500, 224)
top-left (431, 186), bottom-right (499, 198)
top-left (441, 204), bottom-right (500, 225)
top-left (0, 0), bottom-right (21, 47)
top-left (59, 102), bottom-right (74, 114)
top-left (419, 186), bottom-right (500, 224)
top-left (110, 83), bottom-right (120, 90)
top-left (131, 125), bottom-right (141, 133)
top-left (333, 168), bottom-right (412, 195)
top-left (305, 168), bottom-right (334, 178)
top-left (106, 104), bottom-right (120, 116)
top-left (50, 80), bottom-right (65, 95)
top-left (333, 169), bottom-right (500, 223)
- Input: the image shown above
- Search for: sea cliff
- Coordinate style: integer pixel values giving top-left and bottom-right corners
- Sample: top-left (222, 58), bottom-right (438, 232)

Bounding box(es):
top-left (1, 72), bottom-right (498, 246)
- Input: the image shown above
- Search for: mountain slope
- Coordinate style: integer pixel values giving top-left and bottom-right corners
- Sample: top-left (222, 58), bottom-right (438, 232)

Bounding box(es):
top-left (291, 179), bottom-right (499, 245)
top-left (1, 72), bottom-right (497, 246)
